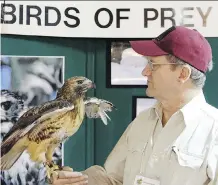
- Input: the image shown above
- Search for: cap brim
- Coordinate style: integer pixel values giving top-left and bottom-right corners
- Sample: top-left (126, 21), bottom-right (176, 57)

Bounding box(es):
top-left (130, 40), bottom-right (168, 56)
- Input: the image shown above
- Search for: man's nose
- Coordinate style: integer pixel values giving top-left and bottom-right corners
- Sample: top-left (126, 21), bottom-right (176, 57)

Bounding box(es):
top-left (142, 65), bottom-right (152, 77)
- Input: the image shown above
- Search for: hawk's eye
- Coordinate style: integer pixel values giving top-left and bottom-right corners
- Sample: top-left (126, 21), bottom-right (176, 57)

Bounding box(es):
top-left (1, 101), bottom-right (12, 110)
top-left (77, 80), bottom-right (84, 84)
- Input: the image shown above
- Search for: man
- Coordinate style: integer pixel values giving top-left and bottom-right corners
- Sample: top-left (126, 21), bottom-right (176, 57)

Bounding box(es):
top-left (52, 26), bottom-right (218, 185)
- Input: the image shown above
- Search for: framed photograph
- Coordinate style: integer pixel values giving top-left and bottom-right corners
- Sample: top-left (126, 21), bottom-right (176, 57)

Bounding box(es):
top-left (106, 39), bottom-right (151, 88)
top-left (132, 96), bottom-right (157, 120)
top-left (0, 55), bottom-right (64, 185)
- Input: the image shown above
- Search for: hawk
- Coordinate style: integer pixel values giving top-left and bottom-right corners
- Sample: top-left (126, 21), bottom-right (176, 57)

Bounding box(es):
top-left (0, 76), bottom-right (116, 183)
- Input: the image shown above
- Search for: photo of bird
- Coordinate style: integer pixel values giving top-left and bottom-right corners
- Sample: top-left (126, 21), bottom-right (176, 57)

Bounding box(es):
top-left (0, 76), bottom-right (116, 184)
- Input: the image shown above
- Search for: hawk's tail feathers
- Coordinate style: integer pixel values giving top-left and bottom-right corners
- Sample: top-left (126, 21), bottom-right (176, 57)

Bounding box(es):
top-left (0, 147), bottom-right (26, 170)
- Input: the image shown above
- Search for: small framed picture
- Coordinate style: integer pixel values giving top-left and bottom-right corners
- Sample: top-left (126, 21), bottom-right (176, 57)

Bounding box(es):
top-left (106, 39), bottom-right (150, 88)
top-left (132, 96), bottom-right (157, 120)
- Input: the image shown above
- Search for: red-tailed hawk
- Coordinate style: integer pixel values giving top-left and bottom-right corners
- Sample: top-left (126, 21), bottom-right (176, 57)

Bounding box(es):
top-left (0, 76), bottom-right (116, 183)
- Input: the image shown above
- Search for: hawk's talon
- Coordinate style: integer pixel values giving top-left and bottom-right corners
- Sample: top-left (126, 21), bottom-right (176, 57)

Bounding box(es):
top-left (44, 161), bottom-right (63, 184)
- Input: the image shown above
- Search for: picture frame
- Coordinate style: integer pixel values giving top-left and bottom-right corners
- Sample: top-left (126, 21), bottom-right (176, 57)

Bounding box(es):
top-left (106, 38), bottom-right (152, 88)
top-left (0, 55), bottom-right (65, 185)
top-left (132, 96), bottom-right (157, 120)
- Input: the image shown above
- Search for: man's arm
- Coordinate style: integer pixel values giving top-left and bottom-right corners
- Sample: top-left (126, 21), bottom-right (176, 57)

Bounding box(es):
top-left (82, 123), bottom-right (133, 185)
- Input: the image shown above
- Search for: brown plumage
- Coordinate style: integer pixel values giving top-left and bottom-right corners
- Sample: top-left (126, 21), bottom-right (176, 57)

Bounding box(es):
top-left (0, 76), bottom-right (96, 183)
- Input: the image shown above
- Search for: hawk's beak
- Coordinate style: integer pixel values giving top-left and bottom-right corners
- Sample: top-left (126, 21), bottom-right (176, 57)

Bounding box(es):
top-left (87, 82), bottom-right (96, 89)
top-left (91, 82), bottom-right (96, 89)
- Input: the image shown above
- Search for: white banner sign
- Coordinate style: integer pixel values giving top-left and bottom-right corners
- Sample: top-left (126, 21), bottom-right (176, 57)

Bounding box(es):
top-left (1, 1), bottom-right (218, 38)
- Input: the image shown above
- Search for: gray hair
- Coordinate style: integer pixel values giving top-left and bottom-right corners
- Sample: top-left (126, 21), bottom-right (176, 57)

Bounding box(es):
top-left (166, 55), bottom-right (213, 88)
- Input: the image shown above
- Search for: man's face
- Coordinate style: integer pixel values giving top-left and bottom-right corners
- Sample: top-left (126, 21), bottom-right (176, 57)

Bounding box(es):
top-left (142, 55), bottom-right (182, 99)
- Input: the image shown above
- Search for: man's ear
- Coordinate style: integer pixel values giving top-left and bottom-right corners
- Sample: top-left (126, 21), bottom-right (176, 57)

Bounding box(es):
top-left (178, 65), bottom-right (191, 83)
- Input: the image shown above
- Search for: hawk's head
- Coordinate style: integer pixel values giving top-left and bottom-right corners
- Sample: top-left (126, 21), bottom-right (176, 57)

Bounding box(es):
top-left (57, 76), bottom-right (95, 99)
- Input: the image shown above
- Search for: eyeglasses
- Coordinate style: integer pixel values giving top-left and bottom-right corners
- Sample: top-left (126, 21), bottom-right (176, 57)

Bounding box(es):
top-left (146, 59), bottom-right (180, 71)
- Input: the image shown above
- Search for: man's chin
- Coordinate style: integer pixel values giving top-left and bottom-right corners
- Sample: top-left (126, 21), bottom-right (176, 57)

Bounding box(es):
top-left (146, 88), bottom-right (154, 98)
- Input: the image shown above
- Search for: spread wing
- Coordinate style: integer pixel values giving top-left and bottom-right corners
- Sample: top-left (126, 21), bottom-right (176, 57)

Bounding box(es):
top-left (84, 97), bottom-right (116, 125)
top-left (1, 99), bottom-right (74, 156)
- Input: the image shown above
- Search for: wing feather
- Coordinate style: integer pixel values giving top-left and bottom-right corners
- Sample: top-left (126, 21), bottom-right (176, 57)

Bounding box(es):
top-left (98, 108), bottom-right (110, 125)
top-left (3, 100), bottom-right (72, 141)
top-left (1, 100), bottom-right (74, 156)
top-left (84, 97), bottom-right (115, 125)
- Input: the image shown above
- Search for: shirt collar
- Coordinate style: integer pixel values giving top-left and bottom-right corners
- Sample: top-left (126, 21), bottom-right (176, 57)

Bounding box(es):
top-left (150, 101), bottom-right (162, 122)
top-left (149, 91), bottom-right (206, 126)
top-left (180, 91), bottom-right (206, 126)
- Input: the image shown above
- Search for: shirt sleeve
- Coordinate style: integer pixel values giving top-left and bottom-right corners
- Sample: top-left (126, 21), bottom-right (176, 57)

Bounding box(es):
top-left (82, 122), bottom-right (133, 185)
top-left (207, 127), bottom-right (218, 185)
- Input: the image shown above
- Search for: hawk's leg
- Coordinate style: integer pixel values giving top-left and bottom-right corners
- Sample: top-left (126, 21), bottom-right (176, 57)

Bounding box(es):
top-left (44, 144), bottom-right (63, 184)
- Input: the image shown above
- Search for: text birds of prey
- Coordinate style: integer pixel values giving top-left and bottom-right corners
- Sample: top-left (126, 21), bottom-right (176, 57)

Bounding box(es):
top-left (0, 76), bottom-right (116, 183)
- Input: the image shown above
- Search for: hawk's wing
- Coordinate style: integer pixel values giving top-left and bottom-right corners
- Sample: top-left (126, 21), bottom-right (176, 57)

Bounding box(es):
top-left (84, 97), bottom-right (116, 125)
top-left (1, 99), bottom-right (74, 156)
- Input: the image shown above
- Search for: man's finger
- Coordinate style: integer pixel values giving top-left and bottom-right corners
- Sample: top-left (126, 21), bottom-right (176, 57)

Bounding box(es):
top-left (58, 171), bottom-right (83, 178)
top-left (52, 178), bottom-right (74, 185)
top-left (53, 176), bottom-right (88, 184)
top-left (62, 166), bottom-right (73, 171)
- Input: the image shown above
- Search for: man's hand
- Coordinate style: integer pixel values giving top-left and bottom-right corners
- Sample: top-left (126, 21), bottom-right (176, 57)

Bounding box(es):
top-left (52, 166), bottom-right (88, 185)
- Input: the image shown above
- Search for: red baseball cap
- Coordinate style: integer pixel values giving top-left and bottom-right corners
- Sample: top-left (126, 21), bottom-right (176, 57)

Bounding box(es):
top-left (130, 26), bottom-right (212, 73)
